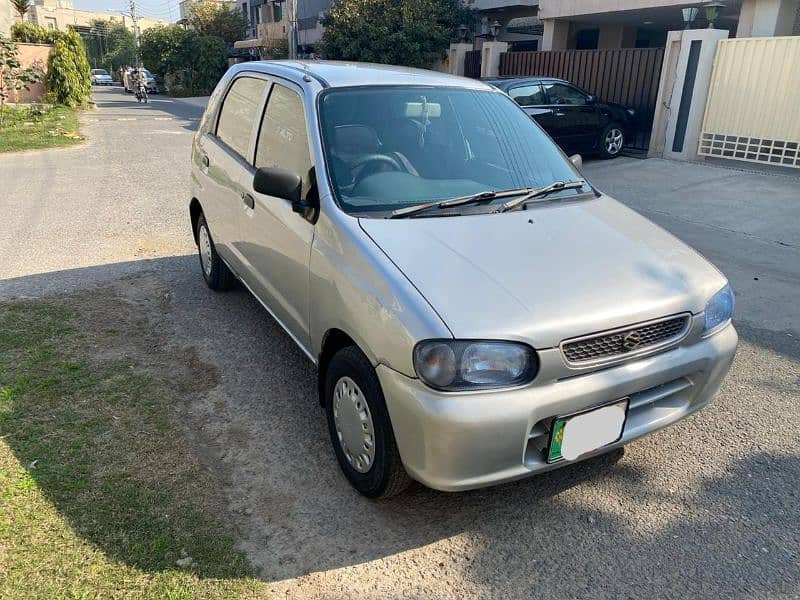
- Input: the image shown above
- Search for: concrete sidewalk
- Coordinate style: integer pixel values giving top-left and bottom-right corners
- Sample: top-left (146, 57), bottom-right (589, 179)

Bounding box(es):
top-left (583, 157), bottom-right (799, 337)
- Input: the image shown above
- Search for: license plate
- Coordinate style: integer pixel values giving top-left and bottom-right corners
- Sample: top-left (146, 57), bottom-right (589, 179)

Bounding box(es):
top-left (547, 399), bottom-right (629, 463)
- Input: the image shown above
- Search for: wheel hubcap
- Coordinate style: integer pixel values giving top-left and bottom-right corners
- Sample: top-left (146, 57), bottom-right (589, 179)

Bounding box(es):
top-left (605, 128), bottom-right (624, 154)
top-left (198, 225), bottom-right (213, 277)
top-left (332, 376), bottom-right (375, 473)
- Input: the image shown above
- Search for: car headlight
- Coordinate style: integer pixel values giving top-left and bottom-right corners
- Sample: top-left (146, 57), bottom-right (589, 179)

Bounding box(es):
top-left (413, 340), bottom-right (538, 391)
top-left (704, 284), bottom-right (735, 333)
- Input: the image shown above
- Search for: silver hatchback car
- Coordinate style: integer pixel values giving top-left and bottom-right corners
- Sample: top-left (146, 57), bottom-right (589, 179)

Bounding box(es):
top-left (189, 61), bottom-right (737, 498)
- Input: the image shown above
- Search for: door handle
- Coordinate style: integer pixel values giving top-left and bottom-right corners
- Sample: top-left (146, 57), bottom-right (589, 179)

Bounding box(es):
top-left (242, 192), bottom-right (255, 210)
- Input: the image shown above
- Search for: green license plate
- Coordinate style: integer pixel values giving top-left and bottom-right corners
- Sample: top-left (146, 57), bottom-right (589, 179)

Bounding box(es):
top-left (547, 399), bottom-right (629, 463)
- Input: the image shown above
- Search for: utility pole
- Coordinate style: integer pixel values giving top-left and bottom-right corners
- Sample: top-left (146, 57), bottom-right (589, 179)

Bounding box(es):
top-left (288, 0), bottom-right (298, 60)
top-left (129, 0), bottom-right (141, 66)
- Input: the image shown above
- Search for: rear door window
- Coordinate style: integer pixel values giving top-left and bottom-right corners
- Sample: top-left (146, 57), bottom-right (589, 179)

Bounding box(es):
top-left (508, 83), bottom-right (545, 106)
top-left (215, 76), bottom-right (269, 159)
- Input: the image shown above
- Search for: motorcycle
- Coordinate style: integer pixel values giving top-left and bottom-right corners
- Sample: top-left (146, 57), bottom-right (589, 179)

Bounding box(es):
top-left (135, 79), bottom-right (148, 104)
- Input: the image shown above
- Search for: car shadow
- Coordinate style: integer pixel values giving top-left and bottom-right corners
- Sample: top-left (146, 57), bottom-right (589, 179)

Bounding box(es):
top-left (1, 257), bottom-right (798, 593)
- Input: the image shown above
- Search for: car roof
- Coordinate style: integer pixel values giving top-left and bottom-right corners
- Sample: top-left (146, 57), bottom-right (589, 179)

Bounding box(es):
top-left (230, 60), bottom-right (495, 91)
top-left (485, 76), bottom-right (568, 87)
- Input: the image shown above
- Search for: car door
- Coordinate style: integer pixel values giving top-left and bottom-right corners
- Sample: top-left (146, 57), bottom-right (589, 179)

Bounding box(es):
top-left (506, 83), bottom-right (555, 131)
top-left (197, 75), bottom-right (269, 270)
top-left (541, 82), bottom-right (601, 151)
top-left (237, 79), bottom-right (316, 351)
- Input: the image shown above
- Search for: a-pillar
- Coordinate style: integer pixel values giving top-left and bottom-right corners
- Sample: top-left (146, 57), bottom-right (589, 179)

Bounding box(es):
top-left (448, 43), bottom-right (474, 77)
top-left (480, 41), bottom-right (509, 78)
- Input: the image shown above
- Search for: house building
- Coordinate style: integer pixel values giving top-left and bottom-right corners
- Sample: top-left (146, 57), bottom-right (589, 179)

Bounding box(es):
top-left (1, 2), bottom-right (15, 38)
top-left (467, 0), bottom-right (799, 53)
top-left (537, 0), bottom-right (800, 50)
top-left (466, 0), bottom-right (543, 51)
top-left (25, 0), bottom-right (167, 33)
top-left (234, 0), bottom-right (331, 57)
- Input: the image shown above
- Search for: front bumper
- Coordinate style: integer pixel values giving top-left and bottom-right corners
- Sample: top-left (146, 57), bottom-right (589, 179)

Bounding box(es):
top-left (378, 322), bottom-right (737, 492)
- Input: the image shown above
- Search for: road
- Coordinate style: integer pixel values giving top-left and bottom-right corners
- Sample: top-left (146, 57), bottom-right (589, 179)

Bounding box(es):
top-left (1, 86), bottom-right (798, 598)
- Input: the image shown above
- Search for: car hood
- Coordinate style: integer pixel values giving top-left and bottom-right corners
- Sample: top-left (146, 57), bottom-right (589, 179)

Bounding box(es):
top-left (359, 195), bottom-right (726, 348)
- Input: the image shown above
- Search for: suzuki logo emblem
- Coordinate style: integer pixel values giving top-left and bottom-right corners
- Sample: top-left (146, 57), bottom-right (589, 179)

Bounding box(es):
top-left (622, 331), bottom-right (642, 351)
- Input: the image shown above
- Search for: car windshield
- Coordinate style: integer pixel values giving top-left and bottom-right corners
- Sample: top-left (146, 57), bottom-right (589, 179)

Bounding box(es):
top-left (318, 86), bottom-right (588, 216)
top-left (141, 69), bottom-right (152, 77)
top-left (92, 69), bottom-right (108, 75)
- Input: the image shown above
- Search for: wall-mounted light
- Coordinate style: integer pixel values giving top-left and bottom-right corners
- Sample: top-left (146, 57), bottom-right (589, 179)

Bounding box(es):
top-left (681, 7), bottom-right (699, 29)
top-left (703, 2), bottom-right (725, 28)
top-left (490, 20), bottom-right (501, 40)
top-left (458, 24), bottom-right (469, 42)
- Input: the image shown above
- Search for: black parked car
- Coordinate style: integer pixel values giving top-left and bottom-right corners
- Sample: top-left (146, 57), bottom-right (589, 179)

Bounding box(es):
top-left (486, 77), bottom-right (636, 159)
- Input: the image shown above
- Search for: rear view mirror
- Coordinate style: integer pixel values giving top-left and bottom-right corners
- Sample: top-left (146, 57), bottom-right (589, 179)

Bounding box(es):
top-left (404, 102), bottom-right (441, 118)
top-left (253, 166), bottom-right (302, 205)
top-left (569, 154), bottom-right (583, 170)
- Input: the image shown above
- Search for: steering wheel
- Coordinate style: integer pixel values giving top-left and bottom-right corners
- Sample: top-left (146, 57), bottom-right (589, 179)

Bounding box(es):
top-left (351, 154), bottom-right (405, 187)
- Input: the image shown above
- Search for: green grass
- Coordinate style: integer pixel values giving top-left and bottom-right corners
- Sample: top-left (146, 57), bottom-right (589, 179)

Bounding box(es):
top-left (0, 105), bottom-right (83, 152)
top-left (0, 296), bottom-right (269, 598)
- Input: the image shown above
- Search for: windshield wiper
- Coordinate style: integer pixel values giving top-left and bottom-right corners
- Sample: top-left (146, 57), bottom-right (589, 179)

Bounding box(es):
top-left (389, 187), bottom-right (533, 219)
top-left (495, 180), bottom-right (586, 213)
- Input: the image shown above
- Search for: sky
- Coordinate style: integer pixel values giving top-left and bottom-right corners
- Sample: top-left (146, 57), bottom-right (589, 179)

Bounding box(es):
top-left (73, 1), bottom-right (180, 23)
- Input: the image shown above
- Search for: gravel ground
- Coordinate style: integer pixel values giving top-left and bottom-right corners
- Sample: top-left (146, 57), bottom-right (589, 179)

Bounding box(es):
top-left (1, 87), bottom-right (798, 598)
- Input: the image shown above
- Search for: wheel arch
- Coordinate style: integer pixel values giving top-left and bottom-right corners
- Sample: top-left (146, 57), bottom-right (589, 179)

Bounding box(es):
top-left (189, 197), bottom-right (203, 243)
top-left (317, 328), bottom-right (358, 406)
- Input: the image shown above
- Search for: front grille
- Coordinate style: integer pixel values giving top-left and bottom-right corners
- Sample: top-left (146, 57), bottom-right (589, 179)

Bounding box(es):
top-left (561, 315), bottom-right (690, 365)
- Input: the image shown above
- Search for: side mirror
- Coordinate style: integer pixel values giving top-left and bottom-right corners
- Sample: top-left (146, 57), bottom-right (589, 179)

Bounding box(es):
top-left (585, 94), bottom-right (595, 103)
top-left (569, 154), bottom-right (583, 170)
top-left (253, 167), bottom-right (305, 212)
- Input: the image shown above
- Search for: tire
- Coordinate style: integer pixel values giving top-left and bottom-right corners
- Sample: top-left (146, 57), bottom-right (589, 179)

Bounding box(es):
top-left (597, 123), bottom-right (625, 159)
top-left (325, 346), bottom-right (411, 499)
top-left (195, 213), bottom-right (235, 291)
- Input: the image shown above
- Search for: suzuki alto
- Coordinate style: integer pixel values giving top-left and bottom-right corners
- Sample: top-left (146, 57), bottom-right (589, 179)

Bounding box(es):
top-left (189, 61), bottom-right (737, 498)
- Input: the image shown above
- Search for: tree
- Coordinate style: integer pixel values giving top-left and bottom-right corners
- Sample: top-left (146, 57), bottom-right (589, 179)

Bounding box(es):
top-left (11, 22), bottom-right (64, 44)
top-left (321, 0), bottom-right (469, 68)
top-left (139, 25), bottom-right (227, 96)
top-left (189, 1), bottom-right (247, 46)
top-left (103, 22), bottom-right (136, 73)
top-left (0, 35), bottom-right (43, 126)
top-left (45, 30), bottom-right (92, 106)
top-left (10, 0), bottom-right (31, 20)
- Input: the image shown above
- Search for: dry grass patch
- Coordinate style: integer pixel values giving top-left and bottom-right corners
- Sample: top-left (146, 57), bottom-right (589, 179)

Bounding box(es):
top-left (0, 277), bottom-right (269, 598)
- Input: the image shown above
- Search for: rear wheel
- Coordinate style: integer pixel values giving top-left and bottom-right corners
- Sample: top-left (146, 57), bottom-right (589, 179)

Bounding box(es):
top-left (598, 124), bottom-right (625, 159)
top-left (196, 213), bottom-right (235, 291)
top-left (325, 346), bottom-right (411, 498)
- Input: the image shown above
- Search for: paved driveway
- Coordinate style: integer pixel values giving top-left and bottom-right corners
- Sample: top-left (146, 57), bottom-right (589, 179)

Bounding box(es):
top-left (1, 87), bottom-right (798, 598)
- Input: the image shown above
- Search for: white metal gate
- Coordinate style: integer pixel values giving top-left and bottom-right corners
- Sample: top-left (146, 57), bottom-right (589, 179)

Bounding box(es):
top-left (698, 36), bottom-right (800, 168)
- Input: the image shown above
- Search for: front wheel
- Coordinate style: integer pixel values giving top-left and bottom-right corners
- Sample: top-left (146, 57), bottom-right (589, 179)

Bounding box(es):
top-left (598, 124), bottom-right (625, 159)
top-left (325, 346), bottom-right (411, 499)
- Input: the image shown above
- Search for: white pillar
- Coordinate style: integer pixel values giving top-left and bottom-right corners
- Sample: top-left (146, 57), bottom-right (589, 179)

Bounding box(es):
top-left (448, 43), bottom-right (473, 76)
top-left (751, 0), bottom-right (798, 36)
top-left (480, 41), bottom-right (508, 78)
top-left (541, 19), bottom-right (569, 50)
top-left (656, 29), bottom-right (729, 162)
